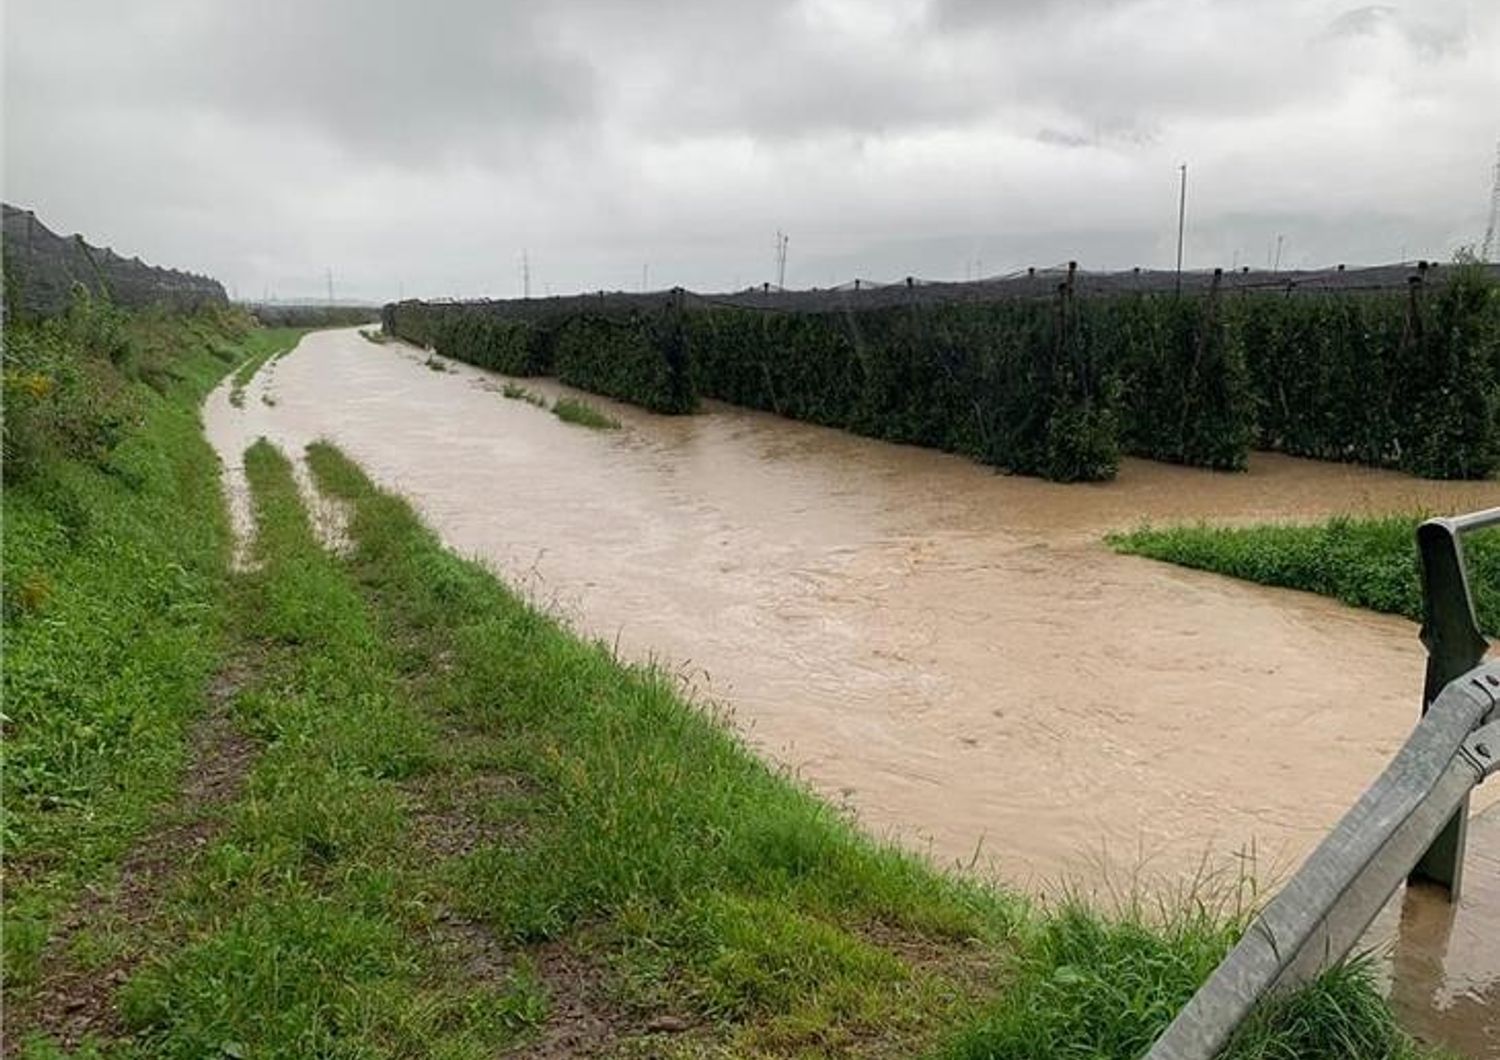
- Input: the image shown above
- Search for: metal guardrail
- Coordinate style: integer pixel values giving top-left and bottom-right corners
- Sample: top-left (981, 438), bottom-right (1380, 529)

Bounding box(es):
top-left (1144, 506), bottom-right (1500, 1060)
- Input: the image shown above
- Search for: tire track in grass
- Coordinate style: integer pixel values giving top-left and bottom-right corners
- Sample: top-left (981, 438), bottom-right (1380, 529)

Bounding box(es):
top-left (12, 441), bottom-right (543, 1059)
top-left (5, 665), bottom-right (259, 1051)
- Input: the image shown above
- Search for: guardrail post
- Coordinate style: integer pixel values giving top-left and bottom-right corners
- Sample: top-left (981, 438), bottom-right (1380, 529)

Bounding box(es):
top-left (1410, 516), bottom-right (1490, 897)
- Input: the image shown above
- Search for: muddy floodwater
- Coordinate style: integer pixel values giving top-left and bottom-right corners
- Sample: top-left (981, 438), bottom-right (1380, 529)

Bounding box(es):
top-left (207, 328), bottom-right (1499, 1056)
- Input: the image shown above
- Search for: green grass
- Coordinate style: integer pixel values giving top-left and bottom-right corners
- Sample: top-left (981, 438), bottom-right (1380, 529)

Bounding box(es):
top-left (940, 903), bottom-right (1431, 1060)
top-left (551, 395), bottom-right (620, 430)
top-left (110, 440), bottom-right (532, 1058)
top-left (228, 327), bottom-right (305, 407)
top-left (500, 381), bottom-right (546, 407)
top-left (1109, 514), bottom-right (1500, 636)
top-left (358, 328), bottom-right (389, 345)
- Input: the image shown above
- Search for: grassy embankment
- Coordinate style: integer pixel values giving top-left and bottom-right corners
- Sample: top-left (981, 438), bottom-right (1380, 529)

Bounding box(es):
top-left (4, 303), bottom-right (1439, 1057)
top-left (1110, 516), bottom-right (1499, 637)
top-left (4, 300), bottom-right (256, 995)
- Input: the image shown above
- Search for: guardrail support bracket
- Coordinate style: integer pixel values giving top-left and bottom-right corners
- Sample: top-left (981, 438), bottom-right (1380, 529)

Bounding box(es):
top-left (1410, 516), bottom-right (1490, 898)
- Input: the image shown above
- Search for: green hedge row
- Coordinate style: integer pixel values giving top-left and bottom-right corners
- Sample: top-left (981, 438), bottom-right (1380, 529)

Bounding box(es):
top-left (688, 293), bottom-right (1120, 481)
top-left (383, 266), bottom-right (1500, 482)
top-left (552, 306), bottom-right (695, 414)
top-left (1240, 269), bottom-right (1500, 479)
top-left (1108, 289), bottom-right (1254, 470)
top-left (385, 302), bottom-right (549, 376)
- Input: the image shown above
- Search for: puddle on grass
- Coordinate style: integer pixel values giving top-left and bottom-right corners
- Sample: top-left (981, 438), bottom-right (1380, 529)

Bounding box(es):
top-left (206, 328), bottom-right (1500, 1055)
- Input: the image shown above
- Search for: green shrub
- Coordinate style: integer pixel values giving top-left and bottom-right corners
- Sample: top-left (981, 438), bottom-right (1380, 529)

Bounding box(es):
top-left (1110, 286), bottom-right (1254, 470)
top-left (437, 310), bottom-right (551, 376)
top-left (691, 294), bottom-right (1120, 481)
top-left (2, 294), bottom-right (158, 481)
top-left (1240, 268), bottom-right (1499, 478)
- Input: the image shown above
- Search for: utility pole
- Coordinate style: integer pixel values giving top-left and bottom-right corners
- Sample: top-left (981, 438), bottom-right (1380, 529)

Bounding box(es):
top-left (642, 262), bottom-right (649, 292)
top-left (1175, 163), bottom-right (1187, 294)
top-left (1273, 234), bottom-right (1285, 273)
top-left (326, 267), bottom-right (334, 306)
top-left (522, 249), bottom-right (531, 300)
top-left (1482, 138), bottom-right (1500, 263)
top-left (774, 230), bottom-right (789, 290)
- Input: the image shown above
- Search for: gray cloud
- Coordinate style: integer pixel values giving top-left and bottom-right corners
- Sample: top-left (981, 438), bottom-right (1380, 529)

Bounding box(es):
top-left (4, 0), bottom-right (1497, 301)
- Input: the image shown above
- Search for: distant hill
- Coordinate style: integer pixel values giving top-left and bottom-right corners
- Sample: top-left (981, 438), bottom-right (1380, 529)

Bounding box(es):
top-left (3, 203), bottom-right (227, 317)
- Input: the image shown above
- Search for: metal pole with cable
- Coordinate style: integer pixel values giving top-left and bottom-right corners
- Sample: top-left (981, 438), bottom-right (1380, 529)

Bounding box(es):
top-left (1175, 164), bottom-right (1187, 295)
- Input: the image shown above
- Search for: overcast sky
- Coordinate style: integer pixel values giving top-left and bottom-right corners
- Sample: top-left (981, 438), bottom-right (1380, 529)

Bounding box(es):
top-left (5, 0), bottom-right (1498, 302)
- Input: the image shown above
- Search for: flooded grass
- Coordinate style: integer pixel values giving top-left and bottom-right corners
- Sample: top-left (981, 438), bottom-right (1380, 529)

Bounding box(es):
top-left (500, 380), bottom-right (546, 406)
top-left (227, 327), bottom-right (304, 407)
top-left (358, 328), bottom-right (388, 345)
top-left (1110, 514), bottom-right (1500, 636)
top-left (551, 395), bottom-right (620, 429)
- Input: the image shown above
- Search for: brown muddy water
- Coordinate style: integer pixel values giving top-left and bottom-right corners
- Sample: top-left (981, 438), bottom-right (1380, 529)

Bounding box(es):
top-left (206, 328), bottom-right (1500, 1056)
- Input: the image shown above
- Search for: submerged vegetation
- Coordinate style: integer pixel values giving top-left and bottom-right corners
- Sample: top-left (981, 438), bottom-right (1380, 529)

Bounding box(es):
top-left (227, 326), bottom-right (305, 406)
top-left (1110, 515), bottom-right (1500, 636)
top-left (500, 380), bottom-right (546, 406)
top-left (551, 395), bottom-right (620, 429)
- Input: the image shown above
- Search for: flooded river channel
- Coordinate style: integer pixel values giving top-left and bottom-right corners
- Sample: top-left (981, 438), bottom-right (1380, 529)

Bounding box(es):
top-left (207, 328), bottom-right (1498, 1056)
